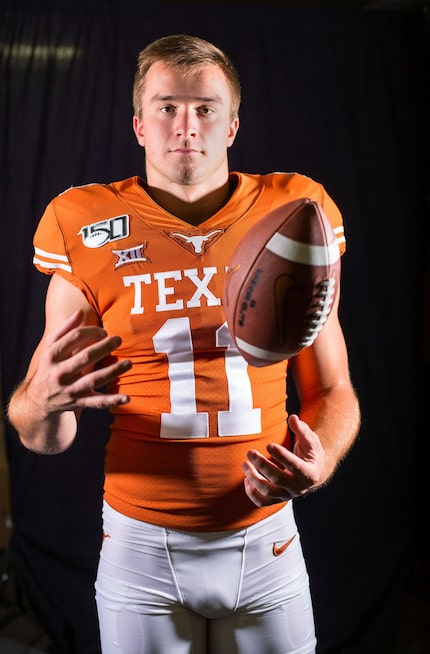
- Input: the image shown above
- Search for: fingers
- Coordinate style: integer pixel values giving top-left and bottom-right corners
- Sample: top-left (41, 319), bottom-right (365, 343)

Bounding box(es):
top-left (246, 447), bottom-right (308, 485)
top-left (48, 322), bottom-right (112, 364)
top-left (288, 413), bottom-right (302, 432)
top-left (59, 357), bottom-right (132, 407)
top-left (53, 334), bottom-right (123, 383)
top-left (32, 312), bottom-right (132, 413)
top-left (43, 311), bottom-right (122, 375)
top-left (242, 417), bottom-right (326, 507)
top-left (243, 450), bottom-right (297, 495)
top-left (286, 414), bottom-right (316, 454)
top-left (243, 476), bottom-right (286, 507)
top-left (242, 457), bottom-right (290, 507)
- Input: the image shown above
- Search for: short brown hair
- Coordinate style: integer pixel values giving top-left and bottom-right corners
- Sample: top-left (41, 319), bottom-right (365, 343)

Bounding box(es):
top-left (133, 34), bottom-right (241, 121)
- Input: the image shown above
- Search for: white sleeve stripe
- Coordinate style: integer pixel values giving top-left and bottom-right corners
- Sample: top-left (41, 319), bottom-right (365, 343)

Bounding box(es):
top-left (34, 246), bottom-right (69, 262)
top-left (333, 226), bottom-right (346, 249)
top-left (33, 257), bottom-right (72, 273)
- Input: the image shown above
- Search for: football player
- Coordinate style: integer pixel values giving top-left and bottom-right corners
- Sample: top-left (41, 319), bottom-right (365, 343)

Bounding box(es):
top-left (8, 34), bottom-right (360, 654)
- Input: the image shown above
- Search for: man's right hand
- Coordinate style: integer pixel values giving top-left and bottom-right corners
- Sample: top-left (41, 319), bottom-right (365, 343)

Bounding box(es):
top-left (29, 309), bottom-right (131, 413)
top-left (8, 307), bottom-right (131, 454)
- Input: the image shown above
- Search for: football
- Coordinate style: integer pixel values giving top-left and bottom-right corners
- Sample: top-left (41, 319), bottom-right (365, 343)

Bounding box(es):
top-left (223, 198), bottom-right (341, 367)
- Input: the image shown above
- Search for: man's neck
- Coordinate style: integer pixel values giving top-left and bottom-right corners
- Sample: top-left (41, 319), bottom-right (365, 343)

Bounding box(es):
top-left (145, 178), bottom-right (236, 226)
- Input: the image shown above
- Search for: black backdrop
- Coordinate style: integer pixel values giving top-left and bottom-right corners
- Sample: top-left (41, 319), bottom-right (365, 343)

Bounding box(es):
top-left (1, 2), bottom-right (429, 653)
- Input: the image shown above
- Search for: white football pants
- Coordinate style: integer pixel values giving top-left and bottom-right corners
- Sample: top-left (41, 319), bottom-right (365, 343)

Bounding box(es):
top-left (95, 501), bottom-right (316, 654)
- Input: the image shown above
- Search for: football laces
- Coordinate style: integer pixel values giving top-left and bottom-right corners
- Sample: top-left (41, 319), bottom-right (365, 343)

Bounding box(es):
top-left (299, 277), bottom-right (336, 347)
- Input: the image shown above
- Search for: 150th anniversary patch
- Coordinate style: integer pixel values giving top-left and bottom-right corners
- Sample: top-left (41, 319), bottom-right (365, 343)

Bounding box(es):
top-left (78, 214), bottom-right (129, 248)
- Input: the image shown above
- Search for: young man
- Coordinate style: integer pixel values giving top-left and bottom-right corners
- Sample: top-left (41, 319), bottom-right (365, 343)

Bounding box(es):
top-left (8, 34), bottom-right (360, 654)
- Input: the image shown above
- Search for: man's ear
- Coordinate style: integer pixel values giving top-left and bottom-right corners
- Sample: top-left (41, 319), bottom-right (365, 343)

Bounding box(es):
top-left (133, 115), bottom-right (145, 147)
top-left (227, 117), bottom-right (239, 148)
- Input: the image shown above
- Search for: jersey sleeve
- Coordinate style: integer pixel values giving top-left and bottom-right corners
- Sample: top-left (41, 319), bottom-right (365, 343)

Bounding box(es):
top-left (32, 199), bottom-right (98, 311)
top-left (33, 201), bottom-right (72, 275)
top-left (319, 185), bottom-right (346, 256)
top-left (265, 172), bottom-right (346, 257)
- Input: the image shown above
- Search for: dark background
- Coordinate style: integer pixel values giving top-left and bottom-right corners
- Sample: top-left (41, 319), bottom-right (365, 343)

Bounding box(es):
top-left (1, 1), bottom-right (429, 652)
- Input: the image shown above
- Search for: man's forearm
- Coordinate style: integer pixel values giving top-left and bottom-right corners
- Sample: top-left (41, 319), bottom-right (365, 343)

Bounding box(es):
top-left (298, 383), bottom-right (361, 482)
top-left (7, 379), bottom-right (78, 454)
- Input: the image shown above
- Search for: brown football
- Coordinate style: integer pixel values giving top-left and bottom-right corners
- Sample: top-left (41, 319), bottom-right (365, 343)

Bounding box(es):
top-left (223, 198), bottom-right (341, 367)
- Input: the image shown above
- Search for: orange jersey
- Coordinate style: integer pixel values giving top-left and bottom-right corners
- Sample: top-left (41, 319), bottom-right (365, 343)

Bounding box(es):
top-left (33, 172), bottom-right (346, 531)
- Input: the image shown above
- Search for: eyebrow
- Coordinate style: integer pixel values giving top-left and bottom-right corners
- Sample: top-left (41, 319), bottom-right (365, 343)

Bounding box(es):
top-left (150, 94), bottom-right (223, 104)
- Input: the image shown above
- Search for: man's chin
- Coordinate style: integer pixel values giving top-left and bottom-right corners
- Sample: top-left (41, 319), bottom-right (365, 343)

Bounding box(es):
top-left (171, 166), bottom-right (199, 186)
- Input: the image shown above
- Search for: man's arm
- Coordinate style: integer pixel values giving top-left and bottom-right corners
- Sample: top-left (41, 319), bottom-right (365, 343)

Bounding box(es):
top-left (241, 290), bottom-right (361, 506)
top-left (7, 274), bottom-right (131, 454)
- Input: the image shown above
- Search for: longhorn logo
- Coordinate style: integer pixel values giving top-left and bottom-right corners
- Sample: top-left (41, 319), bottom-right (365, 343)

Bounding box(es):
top-left (169, 229), bottom-right (224, 255)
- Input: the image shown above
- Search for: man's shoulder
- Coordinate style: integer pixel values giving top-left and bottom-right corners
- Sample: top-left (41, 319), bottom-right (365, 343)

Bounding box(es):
top-left (264, 171), bottom-right (323, 193)
top-left (236, 171), bottom-right (323, 194)
top-left (51, 177), bottom-right (134, 206)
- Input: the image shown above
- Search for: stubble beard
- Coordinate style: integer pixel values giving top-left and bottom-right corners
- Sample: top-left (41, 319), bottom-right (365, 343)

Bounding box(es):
top-left (172, 161), bottom-right (199, 186)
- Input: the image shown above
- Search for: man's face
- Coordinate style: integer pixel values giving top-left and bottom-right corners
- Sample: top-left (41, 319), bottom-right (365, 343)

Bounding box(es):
top-left (133, 61), bottom-right (239, 192)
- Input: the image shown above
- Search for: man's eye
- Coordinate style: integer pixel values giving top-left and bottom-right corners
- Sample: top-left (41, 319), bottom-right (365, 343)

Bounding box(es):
top-left (160, 106), bottom-right (176, 113)
top-left (197, 107), bottom-right (213, 116)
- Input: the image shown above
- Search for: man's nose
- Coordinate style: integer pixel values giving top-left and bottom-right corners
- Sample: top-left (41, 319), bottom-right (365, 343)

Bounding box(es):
top-left (174, 109), bottom-right (197, 137)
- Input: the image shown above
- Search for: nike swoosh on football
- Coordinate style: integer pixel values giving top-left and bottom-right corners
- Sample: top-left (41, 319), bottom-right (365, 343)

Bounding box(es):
top-left (272, 534), bottom-right (296, 556)
top-left (273, 274), bottom-right (298, 345)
